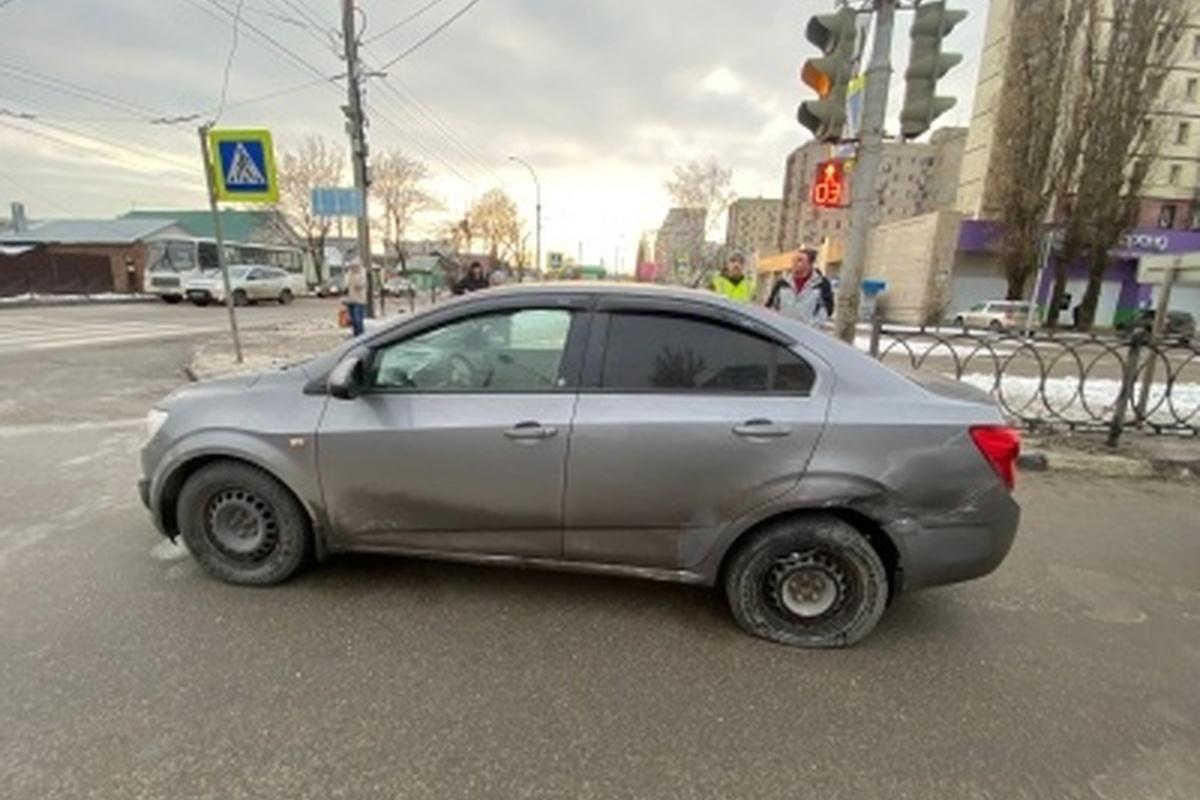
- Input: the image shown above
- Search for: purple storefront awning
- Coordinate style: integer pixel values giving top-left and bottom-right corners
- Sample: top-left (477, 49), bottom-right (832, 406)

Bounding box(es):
top-left (958, 219), bottom-right (1200, 257)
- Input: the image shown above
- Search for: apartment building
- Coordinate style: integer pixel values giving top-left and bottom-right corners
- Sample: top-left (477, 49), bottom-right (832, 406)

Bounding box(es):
top-left (724, 198), bottom-right (782, 259)
top-left (957, 0), bottom-right (1200, 230)
top-left (654, 208), bottom-right (706, 277)
top-left (777, 128), bottom-right (967, 255)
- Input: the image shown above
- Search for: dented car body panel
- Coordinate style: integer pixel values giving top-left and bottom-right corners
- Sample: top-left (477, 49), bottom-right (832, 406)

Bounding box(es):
top-left (140, 284), bottom-right (1019, 594)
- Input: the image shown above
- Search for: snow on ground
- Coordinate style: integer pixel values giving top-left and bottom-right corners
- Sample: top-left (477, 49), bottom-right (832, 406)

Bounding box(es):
top-left (952, 372), bottom-right (1200, 426)
top-left (0, 292), bottom-right (155, 304)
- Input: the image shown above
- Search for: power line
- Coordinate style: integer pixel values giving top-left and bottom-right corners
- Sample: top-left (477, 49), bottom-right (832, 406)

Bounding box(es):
top-left (364, 0), bottom-right (450, 44)
top-left (377, 0), bottom-right (486, 71)
top-left (0, 118), bottom-right (196, 176)
top-left (213, 0), bottom-right (248, 123)
top-left (0, 169), bottom-right (75, 215)
top-left (0, 62), bottom-right (173, 119)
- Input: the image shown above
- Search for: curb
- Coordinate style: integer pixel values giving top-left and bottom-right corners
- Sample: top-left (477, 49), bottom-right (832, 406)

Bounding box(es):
top-left (0, 296), bottom-right (161, 310)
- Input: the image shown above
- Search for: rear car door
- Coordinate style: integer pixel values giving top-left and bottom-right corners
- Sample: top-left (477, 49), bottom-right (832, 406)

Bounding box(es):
top-left (563, 303), bottom-right (830, 569)
top-left (317, 298), bottom-right (589, 557)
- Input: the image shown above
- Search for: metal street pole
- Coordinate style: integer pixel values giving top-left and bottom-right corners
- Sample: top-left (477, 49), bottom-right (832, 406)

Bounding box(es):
top-left (197, 125), bottom-right (243, 363)
top-left (833, 0), bottom-right (896, 344)
top-left (341, 0), bottom-right (375, 317)
top-left (509, 155), bottom-right (541, 280)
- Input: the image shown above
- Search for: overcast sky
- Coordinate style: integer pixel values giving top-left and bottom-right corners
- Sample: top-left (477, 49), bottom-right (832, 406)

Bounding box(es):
top-left (0, 0), bottom-right (987, 270)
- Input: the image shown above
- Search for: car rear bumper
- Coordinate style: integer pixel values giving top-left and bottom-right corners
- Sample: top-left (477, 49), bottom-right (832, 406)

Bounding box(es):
top-left (894, 486), bottom-right (1020, 591)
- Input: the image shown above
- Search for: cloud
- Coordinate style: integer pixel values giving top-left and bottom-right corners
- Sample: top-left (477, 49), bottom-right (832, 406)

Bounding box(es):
top-left (0, 0), bottom-right (987, 267)
top-left (700, 66), bottom-right (745, 97)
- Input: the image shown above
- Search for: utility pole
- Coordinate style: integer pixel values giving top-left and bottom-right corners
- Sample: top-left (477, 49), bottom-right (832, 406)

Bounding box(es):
top-left (509, 156), bottom-right (541, 281)
top-left (341, 0), bottom-right (375, 317)
top-left (833, 0), bottom-right (896, 344)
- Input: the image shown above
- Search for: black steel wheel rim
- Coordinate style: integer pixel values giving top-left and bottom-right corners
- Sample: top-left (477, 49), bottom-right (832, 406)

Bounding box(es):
top-left (205, 488), bottom-right (280, 563)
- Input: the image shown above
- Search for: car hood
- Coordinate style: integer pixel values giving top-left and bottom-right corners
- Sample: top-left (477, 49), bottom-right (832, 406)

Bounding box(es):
top-left (156, 372), bottom-right (262, 411)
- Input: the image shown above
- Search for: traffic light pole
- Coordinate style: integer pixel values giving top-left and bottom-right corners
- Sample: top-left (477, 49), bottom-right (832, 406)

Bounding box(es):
top-left (833, 0), bottom-right (896, 344)
top-left (341, 0), bottom-right (375, 318)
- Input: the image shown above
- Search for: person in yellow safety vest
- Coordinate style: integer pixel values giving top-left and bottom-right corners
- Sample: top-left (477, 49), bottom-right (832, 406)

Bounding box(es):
top-left (712, 253), bottom-right (753, 303)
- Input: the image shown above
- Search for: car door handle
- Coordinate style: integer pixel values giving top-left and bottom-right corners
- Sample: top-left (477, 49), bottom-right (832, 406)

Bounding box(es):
top-left (733, 419), bottom-right (792, 438)
top-left (504, 421), bottom-right (558, 441)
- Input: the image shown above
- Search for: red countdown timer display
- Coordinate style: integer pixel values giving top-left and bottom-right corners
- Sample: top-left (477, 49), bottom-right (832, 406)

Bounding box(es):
top-left (811, 159), bottom-right (847, 209)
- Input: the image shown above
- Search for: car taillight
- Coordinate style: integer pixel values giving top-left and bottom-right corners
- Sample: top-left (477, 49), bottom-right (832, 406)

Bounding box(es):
top-left (970, 425), bottom-right (1021, 491)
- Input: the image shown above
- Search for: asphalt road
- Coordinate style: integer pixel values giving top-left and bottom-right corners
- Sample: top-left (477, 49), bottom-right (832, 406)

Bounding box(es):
top-left (1, 305), bottom-right (1198, 800)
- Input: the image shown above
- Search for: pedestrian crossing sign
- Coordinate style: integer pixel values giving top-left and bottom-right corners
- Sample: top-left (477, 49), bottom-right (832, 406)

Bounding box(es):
top-left (209, 128), bottom-right (278, 203)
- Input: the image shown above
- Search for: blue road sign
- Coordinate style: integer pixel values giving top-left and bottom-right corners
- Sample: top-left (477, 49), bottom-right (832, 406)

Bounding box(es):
top-left (209, 129), bottom-right (277, 203)
top-left (312, 187), bottom-right (364, 218)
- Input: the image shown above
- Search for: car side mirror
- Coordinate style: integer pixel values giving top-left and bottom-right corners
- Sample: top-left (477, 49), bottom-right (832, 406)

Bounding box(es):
top-left (328, 351), bottom-right (368, 400)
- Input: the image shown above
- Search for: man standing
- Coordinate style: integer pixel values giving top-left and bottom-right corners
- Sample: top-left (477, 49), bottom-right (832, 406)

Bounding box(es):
top-left (766, 249), bottom-right (834, 325)
top-left (711, 253), bottom-right (753, 303)
top-left (343, 259), bottom-right (367, 337)
top-left (453, 261), bottom-right (490, 295)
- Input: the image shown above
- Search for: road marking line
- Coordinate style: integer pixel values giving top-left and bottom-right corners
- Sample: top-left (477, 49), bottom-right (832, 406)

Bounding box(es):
top-left (0, 324), bottom-right (198, 343)
top-left (0, 417), bottom-right (143, 438)
top-left (0, 327), bottom-right (226, 354)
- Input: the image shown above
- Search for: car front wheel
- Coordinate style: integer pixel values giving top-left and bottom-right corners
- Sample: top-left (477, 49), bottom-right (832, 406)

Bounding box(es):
top-left (279, 289), bottom-right (294, 305)
top-left (724, 515), bottom-right (889, 648)
top-left (176, 461), bottom-right (311, 586)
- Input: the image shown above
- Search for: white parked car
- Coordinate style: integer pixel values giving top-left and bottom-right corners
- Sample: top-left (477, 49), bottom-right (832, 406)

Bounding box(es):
top-left (184, 265), bottom-right (295, 306)
top-left (952, 300), bottom-right (1033, 332)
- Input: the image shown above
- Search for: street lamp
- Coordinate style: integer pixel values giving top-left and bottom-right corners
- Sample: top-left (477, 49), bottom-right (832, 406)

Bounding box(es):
top-left (509, 155), bottom-right (541, 280)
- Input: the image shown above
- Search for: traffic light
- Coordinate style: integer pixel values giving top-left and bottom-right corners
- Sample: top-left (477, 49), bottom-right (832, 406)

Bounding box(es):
top-left (811, 159), bottom-right (848, 209)
top-left (900, 1), bottom-right (967, 140)
top-left (798, 8), bottom-right (859, 142)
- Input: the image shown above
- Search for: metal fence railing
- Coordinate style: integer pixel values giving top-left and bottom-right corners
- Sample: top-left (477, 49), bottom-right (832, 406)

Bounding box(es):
top-left (862, 320), bottom-right (1200, 443)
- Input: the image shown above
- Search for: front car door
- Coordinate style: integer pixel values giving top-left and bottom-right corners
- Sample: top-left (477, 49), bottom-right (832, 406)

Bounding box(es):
top-left (563, 302), bottom-right (830, 570)
top-left (317, 297), bottom-right (588, 558)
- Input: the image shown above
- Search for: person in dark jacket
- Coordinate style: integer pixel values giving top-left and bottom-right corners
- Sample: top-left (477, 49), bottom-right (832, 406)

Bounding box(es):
top-left (453, 261), bottom-right (490, 295)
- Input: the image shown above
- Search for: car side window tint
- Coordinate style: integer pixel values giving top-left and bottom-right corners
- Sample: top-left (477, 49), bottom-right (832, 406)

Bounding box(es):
top-left (371, 309), bottom-right (572, 392)
top-left (601, 313), bottom-right (814, 394)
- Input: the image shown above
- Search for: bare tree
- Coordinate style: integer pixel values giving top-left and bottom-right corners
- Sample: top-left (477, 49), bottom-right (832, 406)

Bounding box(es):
top-left (990, 0), bottom-right (1094, 301)
top-left (467, 188), bottom-right (523, 264)
top-left (372, 148), bottom-right (438, 262)
top-left (1048, 0), bottom-right (1189, 329)
top-left (664, 158), bottom-right (735, 239)
top-left (277, 136), bottom-right (343, 283)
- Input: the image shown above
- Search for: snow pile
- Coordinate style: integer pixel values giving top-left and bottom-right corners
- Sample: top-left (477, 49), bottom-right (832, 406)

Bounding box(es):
top-left (0, 292), bottom-right (155, 305)
top-left (953, 372), bottom-right (1200, 426)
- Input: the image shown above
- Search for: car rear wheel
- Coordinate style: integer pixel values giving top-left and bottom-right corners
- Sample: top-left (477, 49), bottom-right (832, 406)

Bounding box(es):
top-left (724, 515), bottom-right (889, 648)
top-left (278, 288), bottom-right (294, 305)
top-left (988, 319), bottom-right (1004, 332)
top-left (233, 289), bottom-right (248, 306)
top-left (163, 296), bottom-right (182, 304)
top-left (176, 461), bottom-right (311, 586)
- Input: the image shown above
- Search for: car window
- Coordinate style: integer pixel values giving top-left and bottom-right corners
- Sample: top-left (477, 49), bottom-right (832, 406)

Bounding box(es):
top-left (601, 313), bottom-right (814, 394)
top-left (371, 309), bottom-right (573, 392)
top-left (970, 303), bottom-right (986, 312)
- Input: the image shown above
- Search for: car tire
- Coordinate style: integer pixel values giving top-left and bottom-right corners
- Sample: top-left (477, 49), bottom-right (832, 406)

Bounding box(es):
top-left (163, 296), bottom-right (182, 304)
top-left (279, 289), bottom-right (294, 305)
top-left (191, 299), bottom-right (209, 307)
top-left (233, 289), bottom-right (248, 306)
top-left (953, 316), bottom-right (965, 329)
top-left (176, 461), bottom-right (312, 586)
top-left (988, 319), bottom-right (1004, 332)
top-left (724, 515), bottom-right (889, 648)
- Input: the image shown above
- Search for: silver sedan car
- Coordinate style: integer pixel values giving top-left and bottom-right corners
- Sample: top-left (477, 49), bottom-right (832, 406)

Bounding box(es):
top-left (139, 284), bottom-right (1020, 647)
